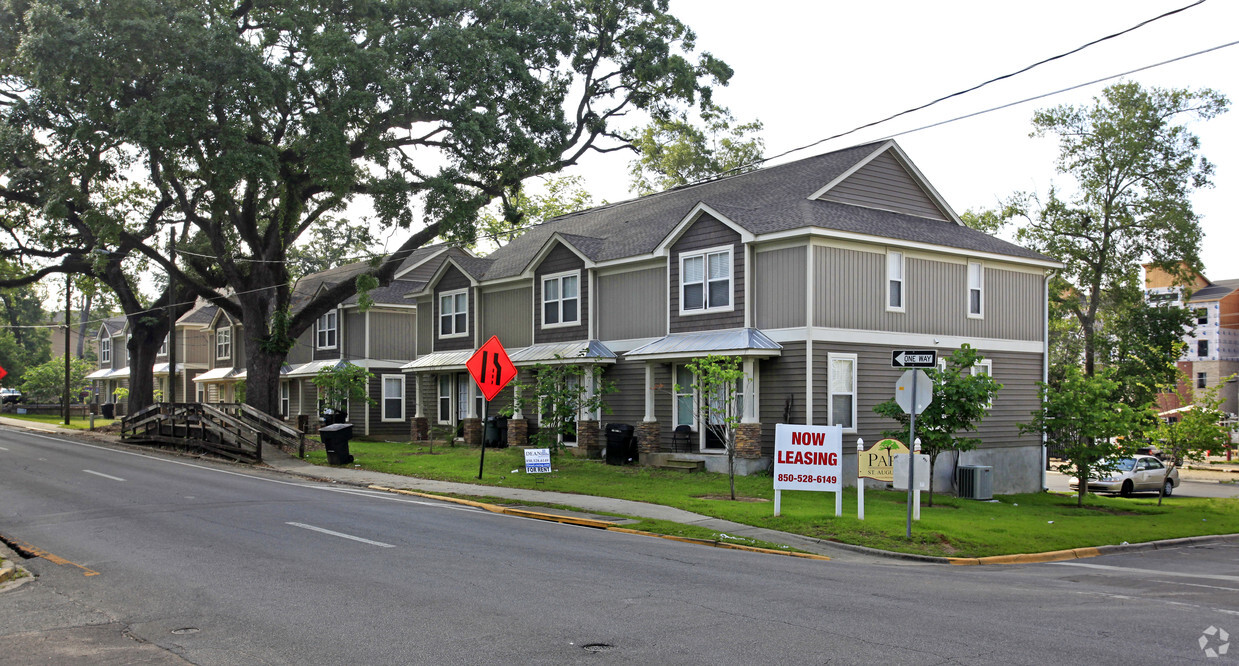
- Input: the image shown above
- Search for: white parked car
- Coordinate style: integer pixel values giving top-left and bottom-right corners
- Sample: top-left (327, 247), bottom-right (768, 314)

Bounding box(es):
top-left (1068, 454), bottom-right (1180, 497)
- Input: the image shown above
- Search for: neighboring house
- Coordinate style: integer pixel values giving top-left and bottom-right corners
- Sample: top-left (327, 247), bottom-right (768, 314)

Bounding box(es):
top-left (404, 139), bottom-right (1058, 493)
top-left (86, 316), bottom-right (130, 411)
top-left (1144, 265), bottom-right (1239, 421)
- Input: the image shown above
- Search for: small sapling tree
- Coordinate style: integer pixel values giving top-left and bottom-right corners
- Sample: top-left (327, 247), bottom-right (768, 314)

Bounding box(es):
top-left (311, 363), bottom-right (374, 424)
top-left (679, 355), bottom-right (750, 501)
top-left (508, 356), bottom-right (614, 455)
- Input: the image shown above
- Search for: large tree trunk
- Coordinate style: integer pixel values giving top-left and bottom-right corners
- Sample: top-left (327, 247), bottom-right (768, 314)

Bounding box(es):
top-left (126, 323), bottom-right (164, 414)
top-left (239, 291), bottom-right (287, 418)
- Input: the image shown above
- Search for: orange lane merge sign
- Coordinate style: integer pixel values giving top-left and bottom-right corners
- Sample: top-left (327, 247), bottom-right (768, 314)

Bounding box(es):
top-left (466, 336), bottom-right (518, 401)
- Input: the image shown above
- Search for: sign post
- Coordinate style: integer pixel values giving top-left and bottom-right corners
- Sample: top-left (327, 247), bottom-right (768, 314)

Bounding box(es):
top-left (892, 350), bottom-right (935, 539)
top-left (467, 336), bottom-right (517, 479)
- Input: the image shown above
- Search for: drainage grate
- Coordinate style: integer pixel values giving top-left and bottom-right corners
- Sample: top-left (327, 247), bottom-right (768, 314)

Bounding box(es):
top-left (582, 643), bottom-right (614, 653)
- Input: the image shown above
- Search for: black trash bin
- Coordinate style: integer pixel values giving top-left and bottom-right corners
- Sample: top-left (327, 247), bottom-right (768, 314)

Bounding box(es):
top-left (101, 402), bottom-right (115, 419)
top-left (483, 415), bottom-right (509, 449)
top-left (604, 423), bottom-right (636, 465)
top-left (320, 422), bottom-right (354, 465)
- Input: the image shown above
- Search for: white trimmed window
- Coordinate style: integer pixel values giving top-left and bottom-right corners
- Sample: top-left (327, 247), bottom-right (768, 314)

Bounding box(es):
top-left (972, 359), bottom-right (993, 409)
top-left (100, 337), bottom-right (111, 363)
top-left (316, 311), bottom-right (338, 349)
top-left (158, 335), bottom-right (168, 356)
top-left (216, 327), bottom-right (231, 359)
top-left (439, 289), bottom-right (468, 337)
top-left (541, 271), bottom-right (580, 328)
top-left (1197, 371), bottom-right (1208, 389)
top-left (673, 365), bottom-right (697, 430)
top-left (680, 246), bottom-right (732, 314)
top-left (887, 251), bottom-right (905, 312)
top-left (382, 375), bottom-right (405, 422)
top-left (280, 381), bottom-right (290, 418)
top-left (828, 353), bottom-right (857, 431)
top-left (967, 261), bottom-right (983, 317)
top-left (437, 374), bottom-right (452, 423)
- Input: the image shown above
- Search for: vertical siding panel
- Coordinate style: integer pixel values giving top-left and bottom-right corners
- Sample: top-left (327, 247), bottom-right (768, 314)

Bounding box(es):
top-left (755, 247), bottom-right (806, 329)
top-left (597, 267), bottom-right (666, 340)
top-left (416, 296), bottom-right (432, 356)
top-left (345, 311), bottom-right (365, 361)
top-left (817, 151), bottom-right (948, 221)
top-left (482, 286), bottom-right (533, 348)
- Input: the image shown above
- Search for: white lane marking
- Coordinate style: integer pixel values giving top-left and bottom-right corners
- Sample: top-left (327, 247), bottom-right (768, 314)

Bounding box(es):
top-left (83, 469), bottom-right (126, 482)
top-left (287, 522), bottom-right (395, 548)
top-left (1152, 580), bottom-right (1239, 592)
top-left (1054, 561), bottom-right (1239, 583)
top-left (0, 446), bottom-right (9, 451)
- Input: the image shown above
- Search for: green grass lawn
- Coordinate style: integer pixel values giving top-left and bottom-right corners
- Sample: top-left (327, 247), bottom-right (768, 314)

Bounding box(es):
top-left (309, 441), bottom-right (1239, 558)
top-left (0, 412), bottom-right (116, 429)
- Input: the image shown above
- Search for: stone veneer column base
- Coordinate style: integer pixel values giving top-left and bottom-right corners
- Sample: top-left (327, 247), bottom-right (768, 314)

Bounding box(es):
top-left (462, 417), bottom-right (483, 448)
top-left (636, 421), bottom-right (661, 455)
top-left (735, 423), bottom-right (763, 459)
top-left (411, 417), bottom-right (429, 442)
top-left (507, 419), bottom-right (528, 447)
top-left (575, 420), bottom-right (601, 458)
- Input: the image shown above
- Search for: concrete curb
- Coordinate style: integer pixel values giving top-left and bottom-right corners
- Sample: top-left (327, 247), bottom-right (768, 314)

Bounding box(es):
top-left (368, 485), bottom-right (831, 561)
top-left (0, 559), bottom-right (14, 584)
top-left (947, 532), bottom-right (1239, 566)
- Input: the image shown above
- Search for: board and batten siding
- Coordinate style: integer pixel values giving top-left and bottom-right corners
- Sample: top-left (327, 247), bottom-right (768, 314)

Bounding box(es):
top-left (481, 286), bottom-right (533, 348)
top-left (817, 150), bottom-right (948, 221)
top-left (813, 246), bottom-right (1042, 341)
top-left (433, 266), bottom-right (474, 352)
top-left (344, 310), bottom-right (365, 360)
top-left (533, 244), bottom-right (589, 344)
top-left (754, 246), bottom-right (806, 329)
top-left (416, 296), bottom-right (432, 356)
top-left (369, 310), bottom-right (416, 361)
top-left (599, 358), bottom-right (650, 429)
top-left (596, 267), bottom-right (666, 341)
top-left (669, 214), bottom-right (745, 333)
top-left (756, 342), bottom-right (807, 455)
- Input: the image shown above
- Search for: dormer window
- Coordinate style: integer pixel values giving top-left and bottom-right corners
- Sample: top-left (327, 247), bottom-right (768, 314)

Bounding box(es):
top-left (440, 289), bottom-right (468, 337)
top-left (216, 327), bottom-right (231, 359)
top-left (100, 337), bottom-right (111, 363)
top-left (681, 247), bottom-right (732, 314)
top-left (317, 311), bottom-right (338, 349)
top-left (542, 271), bottom-right (580, 328)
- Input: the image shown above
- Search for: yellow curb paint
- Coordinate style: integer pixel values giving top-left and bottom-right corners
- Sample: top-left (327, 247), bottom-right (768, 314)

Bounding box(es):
top-left (0, 535), bottom-right (99, 576)
top-left (950, 546), bottom-right (1104, 566)
top-left (366, 486), bottom-right (829, 561)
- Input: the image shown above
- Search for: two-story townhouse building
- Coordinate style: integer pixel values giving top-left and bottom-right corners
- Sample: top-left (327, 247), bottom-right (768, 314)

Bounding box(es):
top-left (405, 140), bottom-right (1058, 493)
top-left (1144, 264), bottom-right (1239, 420)
top-left (86, 315), bottom-right (130, 411)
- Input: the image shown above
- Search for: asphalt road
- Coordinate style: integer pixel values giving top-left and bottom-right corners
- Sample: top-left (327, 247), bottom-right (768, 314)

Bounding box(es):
top-left (2, 427), bottom-right (1237, 664)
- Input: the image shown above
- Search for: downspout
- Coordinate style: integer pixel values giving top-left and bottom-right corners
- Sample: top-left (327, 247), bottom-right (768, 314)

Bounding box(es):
top-left (1042, 272), bottom-right (1051, 491)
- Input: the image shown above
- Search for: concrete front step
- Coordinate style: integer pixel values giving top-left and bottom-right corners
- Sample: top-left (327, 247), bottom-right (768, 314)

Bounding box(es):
top-left (657, 458), bottom-right (705, 473)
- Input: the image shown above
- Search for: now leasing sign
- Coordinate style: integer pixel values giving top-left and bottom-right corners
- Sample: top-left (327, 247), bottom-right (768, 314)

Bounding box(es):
top-left (773, 424), bottom-right (843, 492)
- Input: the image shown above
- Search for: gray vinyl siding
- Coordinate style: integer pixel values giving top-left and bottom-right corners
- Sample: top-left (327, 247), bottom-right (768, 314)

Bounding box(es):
top-left (286, 329), bottom-right (312, 365)
top-left (810, 342), bottom-right (1043, 450)
top-left (754, 246), bottom-right (807, 329)
top-left (344, 310), bottom-right (365, 361)
top-left (369, 310), bottom-right (416, 362)
top-left (813, 246), bottom-right (1043, 341)
top-left (669, 214), bottom-right (745, 333)
top-left (311, 311), bottom-right (341, 361)
top-left (233, 326), bottom-right (246, 367)
top-left (599, 358), bottom-right (649, 429)
top-left (416, 297), bottom-right (432, 356)
top-left (366, 374), bottom-right (409, 438)
top-left (434, 266), bottom-right (474, 351)
top-left (817, 151), bottom-right (948, 221)
top-left (482, 286), bottom-right (533, 348)
top-left (533, 244), bottom-right (588, 344)
top-left (597, 267), bottom-right (666, 341)
top-left (757, 342), bottom-right (808, 455)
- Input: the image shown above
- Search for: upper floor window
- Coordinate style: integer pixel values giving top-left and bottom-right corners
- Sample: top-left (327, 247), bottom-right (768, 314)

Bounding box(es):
top-left (158, 335), bottom-right (168, 356)
top-left (1196, 308), bottom-right (1209, 325)
top-left (440, 289), bottom-right (468, 337)
top-left (216, 327), bottom-right (231, 359)
top-left (100, 337), bottom-right (111, 363)
top-left (967, 261), bottom-right (983, 317)
top-left (887, 251), bottom-right (905, 312)
top-left (1198, 339), bottom-right (1209, 357)
top-left (1197, 371), bottom-right (1208, 389)
top-left (541, 272), bottom-right (580, 328)
top-left (681, 247), bottom-right (732, 314)
top-left (316, 311), bottom-right (338, 349)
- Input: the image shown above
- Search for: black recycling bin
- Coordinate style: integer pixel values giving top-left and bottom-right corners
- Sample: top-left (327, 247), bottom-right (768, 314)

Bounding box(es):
top-left (604, 423), bottom-right (636, 465)
top-left (101, 402), bottom-right (115, 419)
top-left (320, 422), bottom-right (354, 465)
top-left (483, 415), bottom-right (509, 448)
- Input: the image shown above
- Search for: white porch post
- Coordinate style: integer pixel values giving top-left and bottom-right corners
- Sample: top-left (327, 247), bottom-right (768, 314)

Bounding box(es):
top-left (512, 382), bottom-right (524, 419)
top-left (414, 373), bottom-right (424, 419)
top-left (643, 362), bottom-right (656, 422)
top-left (466, 380), bottom-right (478, 418)
top-left (742, 357), bottom-right (759, 424)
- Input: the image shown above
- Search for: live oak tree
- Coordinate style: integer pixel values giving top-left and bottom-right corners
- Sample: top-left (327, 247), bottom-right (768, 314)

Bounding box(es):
top-left (0, 0), bottom-right (731, 416)
top-left (1010, 82), bottom-right (1227, 377)
top-left (474, 175), bottom-right (597, 250)
top-left (873, 345), bottom-right (1000, 506)
top-left (628, 103), bottom-right (764, 195)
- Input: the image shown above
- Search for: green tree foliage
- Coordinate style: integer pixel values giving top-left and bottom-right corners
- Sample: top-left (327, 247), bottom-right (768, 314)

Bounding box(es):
top-left (475, 176), bottom-right (597, 249)
top-left (628, 103), bottom-right (764, 194)
top-left (286, 218), bottom-right (379, 281)
top-left (0, 0), bottom-right (731, 416)
top-left (0, 281), bottom-right (50, 385)
top-left (311, 363), bottom-right (374, 421)
top-left (1021, 365), bottom-right (1154, 507)
top-left (1008, 82), bottom-right (1227, 377)
top-left (873, 345), bottom-right (1001, 505)
top-left (19, 355), bottom-right (93, 404)
top-left (680, 355), bottom-right (749, 500)
top-left (1103, 299), bottom-right (1194, 408)
top-left (1154, 377), bottom-right (1233, 505)
top-left (508, 359), bottom-right (614, 454)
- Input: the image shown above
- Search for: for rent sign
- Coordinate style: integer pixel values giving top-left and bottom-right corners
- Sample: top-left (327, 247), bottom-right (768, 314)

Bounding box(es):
top-left (773, 424), bottom-right (843, 492)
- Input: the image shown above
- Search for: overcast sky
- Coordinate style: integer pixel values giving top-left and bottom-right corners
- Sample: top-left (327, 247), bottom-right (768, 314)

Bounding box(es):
top-left (560, 0), bottom-right (1238, 279)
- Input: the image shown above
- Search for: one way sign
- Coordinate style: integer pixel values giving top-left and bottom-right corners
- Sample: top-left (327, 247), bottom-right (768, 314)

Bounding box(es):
top-left (891, 349), bottom-right (937, 368)
top-left (467, 336), bottom-right (518, 401)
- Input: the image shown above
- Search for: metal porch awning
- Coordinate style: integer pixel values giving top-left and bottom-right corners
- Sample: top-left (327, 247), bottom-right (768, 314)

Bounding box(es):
top-left (400, 350), bottom-right (473, 372)
top-left (193, 367), bottom-right (239, 382)
top-left (85, 368), bottom-right (115, 380)
top-left (507, 340), bottom-right (616, 366)
top-left (624, 327), bottom-right (782, 361)
top-left (285, 359), bottom-right (351, 378)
